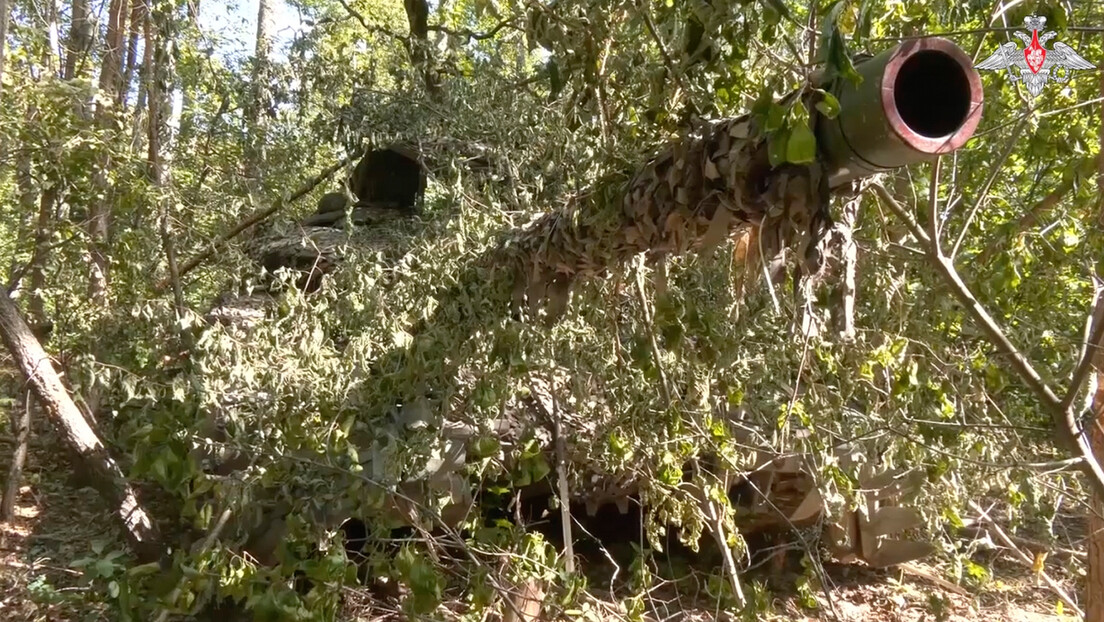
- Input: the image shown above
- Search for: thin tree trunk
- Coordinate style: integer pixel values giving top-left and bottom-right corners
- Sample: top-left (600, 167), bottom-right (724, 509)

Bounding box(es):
top-left (85, 0), bottom-right (129, 307)
top-left (177, 0), bottom-right (200, 142)
top-left (245, 0), bottom-right (273, 186)
top-left (403, 0), bottom-right (440, 96)
top-left (0, 0), bottom-right (10, 97)
top-left (147, 0), bottom-right (183, 309)
top-left (43, 0), bottom-right (61, 76)
top-left (0, 292), bottom-right (162, 561)
top-left (1089, 366), bottom-right (1104, 621)
top-left (0, 392), bottom-right (32, 535)
top-left (120, 0), bottom-right (146, 108)
top-left (63, 0), bottom-right (92, 79)
top-left (1087, 55), bottom-right (1104, 622)
top-left (133, 0), bottom-right (153, 152)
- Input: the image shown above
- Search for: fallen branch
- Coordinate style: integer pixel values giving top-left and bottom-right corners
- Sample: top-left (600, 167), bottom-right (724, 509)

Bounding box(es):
top-left (967, 501), bottom-right (1083, 618)
top-left (959, 521), bottom-right (1087, 562)
top-left (156, 149), bottom-right (362, 291)
top-left (0, 292), bottom-right (163, 561)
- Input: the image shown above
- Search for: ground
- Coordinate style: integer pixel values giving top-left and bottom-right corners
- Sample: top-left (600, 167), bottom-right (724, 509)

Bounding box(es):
top-left (0, 421), bottom-right (1088, 621)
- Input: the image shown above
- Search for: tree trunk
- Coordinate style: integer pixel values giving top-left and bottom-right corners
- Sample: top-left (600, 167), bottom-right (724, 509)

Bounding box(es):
top-left (147, 0), bottom-right (183, 309)
top-left (0, 292), bottom-right (162, 562)
top-left (177, 0), bottom-right (201, 143)
top-left (132, 0), bottom-right (153, 152)
top-left (86, 0), bottom-right (130, 306)
top-left (403, 0), bottom-right (440, 96)
top-left (121, 0), bottom-right (147, 109)
top-left (0, 393), bottom-right (32, 534)
top-left (1089, 368), bottom-right (1104, 621)
top-left (1087, 55), bottom-right (1104, 622)
top-left (43, 0), bottom-right (61, 76)
top-left (62, 0), bottom-right (92, 79)
top-left (245, 0), bottom-right (273, 186)
top-left (0, 0), bottom-right (10, 97)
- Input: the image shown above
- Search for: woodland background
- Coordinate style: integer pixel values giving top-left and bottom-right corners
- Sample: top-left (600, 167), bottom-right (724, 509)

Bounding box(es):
top-left (2, 0), bottom-right (1104, 620)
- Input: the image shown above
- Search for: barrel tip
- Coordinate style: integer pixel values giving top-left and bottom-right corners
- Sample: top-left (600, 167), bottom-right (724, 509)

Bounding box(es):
top-left (881, 37), bottom-right (984, 154)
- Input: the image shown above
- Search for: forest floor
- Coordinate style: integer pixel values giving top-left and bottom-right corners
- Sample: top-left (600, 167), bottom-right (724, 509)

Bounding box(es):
top-left (0, 421), bottom-right (1086, 622)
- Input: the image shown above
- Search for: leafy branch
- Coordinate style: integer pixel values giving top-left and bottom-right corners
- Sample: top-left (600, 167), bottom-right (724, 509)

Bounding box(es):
top-left (873, 182), bottom-right (1104, 499)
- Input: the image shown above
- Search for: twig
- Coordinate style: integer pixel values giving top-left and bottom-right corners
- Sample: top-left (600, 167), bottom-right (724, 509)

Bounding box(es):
top-left (949, 116), bottom-right (1028, 259)
top-left (966, 501), bottom-right (1084, 618)
top-left (873, 182), bottom-right (1104, 500)
top-left (0, 390), bottom-right (32, 545)
top-left (927, 156), bottom-right (941, 251)
top-left (427, 17), bottom-right (515, 42)
top-left (737, 475), bottom-right (842, 621)
top-left (157, 149), bottom-right (362, 291)
top-left (334, 0), bottom-right (406, 42)
top-left (690, 477), bottom-right (746, 607)
top-left (897, 562), bottom-right (970, 596)
top-left (634, 256), bottom-right (672, 406)
top-left (530, 375), bottom-right (575, 574)
top-left (958, 522), bottom-right (1087, 561)
top-left (1059, 278), bottom-right (1104, 414)
top-left (638, 0), bottom-right (685, 96)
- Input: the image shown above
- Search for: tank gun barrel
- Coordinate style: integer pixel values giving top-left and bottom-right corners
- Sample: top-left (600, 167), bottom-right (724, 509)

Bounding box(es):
top-left (818, 37), bottom-right (984, 188)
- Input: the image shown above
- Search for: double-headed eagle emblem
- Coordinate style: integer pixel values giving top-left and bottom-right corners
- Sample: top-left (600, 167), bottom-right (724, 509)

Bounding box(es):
top-left (975, 15), bottom-right (1094, 97)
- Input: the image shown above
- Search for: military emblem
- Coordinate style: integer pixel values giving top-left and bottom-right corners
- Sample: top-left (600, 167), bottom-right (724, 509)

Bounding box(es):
top-left (975, 15), bottom-right (1094, 97)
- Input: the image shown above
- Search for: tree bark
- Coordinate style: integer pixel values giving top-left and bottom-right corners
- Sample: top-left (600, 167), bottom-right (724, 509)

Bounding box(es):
top-left (1087, 55), bottom-right (1104, 622)
top-left (245, 0), bottom-right (273, 186)
top-left (0, 0), bottom-right (10, 97)
top-left (147, 0), bottom-right (183, 309)
top-left (403, 0), bottom-right (441, 96)
top-left (132, 0), bottom-right (153, 153)
top-left (85, 0), bottom-right (130, 306)
top-left (43, 0), bottom-right (61, 76)
top-left (1089, 365), bottom-right (1104, 622)
top-left (177, 0), bottom-right (201, 142)
top-left (0, 393), bottom-right (32, 532)
top-left (121, 0), bottom-right (147, 108)
top-left (0, 293), bottom-right (162, 561)
top-left (62, 0), bottom-right (92, 79)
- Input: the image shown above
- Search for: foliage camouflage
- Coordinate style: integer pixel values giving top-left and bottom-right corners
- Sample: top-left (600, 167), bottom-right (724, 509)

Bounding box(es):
top-left (1, 0), bottom-right (1103, 620)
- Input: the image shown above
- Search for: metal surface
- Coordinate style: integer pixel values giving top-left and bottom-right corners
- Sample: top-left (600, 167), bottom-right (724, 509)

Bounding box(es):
top-left (818, 37), bottom-right (984, 188)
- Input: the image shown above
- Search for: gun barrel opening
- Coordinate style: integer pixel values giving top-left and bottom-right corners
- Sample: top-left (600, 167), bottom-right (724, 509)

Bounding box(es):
top-left (820, 37), bottom-right (983, 187)
top-left (892, 50), bottom-right (973, 139)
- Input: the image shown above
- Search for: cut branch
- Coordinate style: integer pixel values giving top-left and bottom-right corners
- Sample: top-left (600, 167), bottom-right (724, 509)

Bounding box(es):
top-left (157, 150), bottom-right (362, 291)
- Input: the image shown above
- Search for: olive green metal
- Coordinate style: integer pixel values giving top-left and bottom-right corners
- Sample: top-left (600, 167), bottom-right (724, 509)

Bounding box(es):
top-left (817, 37), bottom-right (984, 188)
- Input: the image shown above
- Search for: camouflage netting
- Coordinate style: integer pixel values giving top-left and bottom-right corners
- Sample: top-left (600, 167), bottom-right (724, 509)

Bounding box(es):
top-left (189, 93), bottom-right (932, 572)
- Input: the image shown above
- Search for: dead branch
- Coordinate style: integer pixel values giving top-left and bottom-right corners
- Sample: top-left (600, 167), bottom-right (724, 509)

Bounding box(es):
top-left (967, 501), bottom-right (1083, 617)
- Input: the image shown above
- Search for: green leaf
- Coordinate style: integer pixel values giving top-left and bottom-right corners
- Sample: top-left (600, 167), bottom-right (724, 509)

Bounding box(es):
top-left (94, 559), bottom-right (116, 579)
top-left (786, 123), bottom-right (816, 163)
top-left (768, 127), bottom-right (790, 167)
top-left (765, 103), bottom-right (786, 131)
top-left (752, 85), bottom-right (775, 119)
top-left (825, 21), bottom-right (862, 86)
top-left (814, 90), bottom-right (840, 118)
